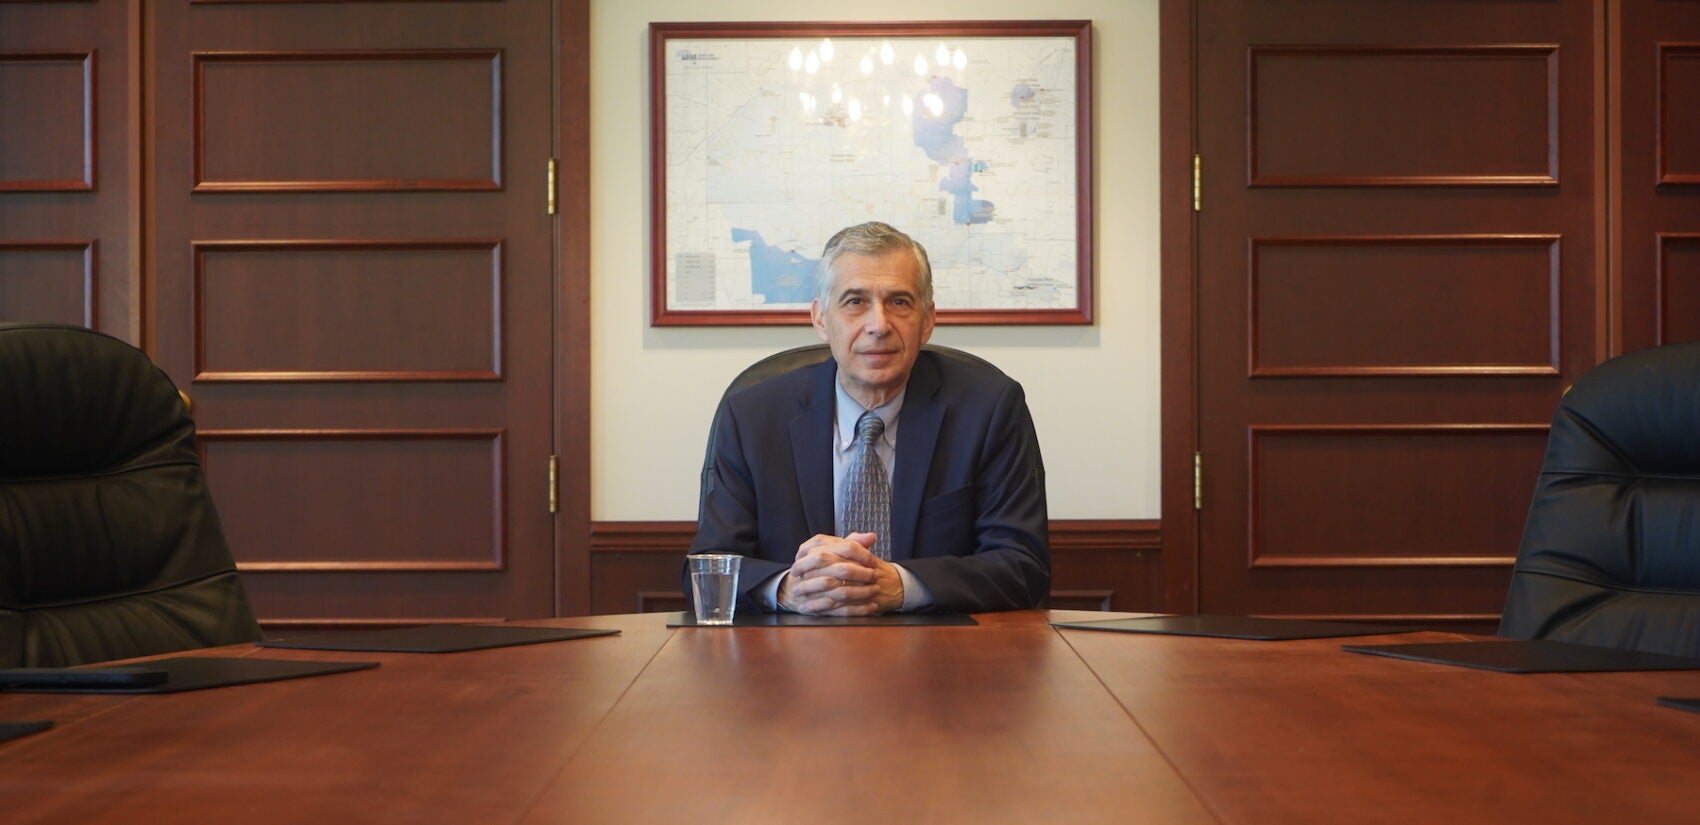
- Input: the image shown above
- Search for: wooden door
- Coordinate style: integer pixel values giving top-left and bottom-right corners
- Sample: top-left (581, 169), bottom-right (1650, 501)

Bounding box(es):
top-left (1190, 0), bottom-right (1602, 625)
top-left (0, 0), bottom-right (137, 338)
top-left (148, 1), bottom-right (559, 628)
top-left (1617, 0), bottom-right (1700, 351)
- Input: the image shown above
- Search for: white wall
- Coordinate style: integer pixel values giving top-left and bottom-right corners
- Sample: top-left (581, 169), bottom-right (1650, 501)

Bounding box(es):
top-left (591, 0), bottom-right (1160, 520)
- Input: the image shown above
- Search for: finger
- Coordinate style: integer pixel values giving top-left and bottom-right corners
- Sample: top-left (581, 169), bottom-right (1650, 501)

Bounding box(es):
top-left (788, 549), bottom-right (852, 577)
top-left (791, 576), bottom-right (873, 610)
top-left (815, 536), bottom-right (876, 569)
top-left (816, 599), bottom-right (883, 617)
top-left (812, 578), bottom-right (877, 605)
top-left (794, 534), bottom-right (839, 560)
top-left (795, 595), bottom-right (842, 615)
top-left (845, 532), bottom-right (879, 556)
top-left (829, 583), bottom-right (880, 604)
top-left (820, 561), bottom-right (877, 585)
top-left (789, 574), bottom-right (845, 598)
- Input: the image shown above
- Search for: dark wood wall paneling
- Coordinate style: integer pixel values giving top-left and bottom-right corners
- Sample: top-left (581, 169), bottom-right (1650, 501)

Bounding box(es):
top-left (148, 2), bottom-right (563, 627)
top-left (1163, 0), bottom-right (1697, 632)
top-left (4, 0), bottom-right (593, 630)
top-left (1617, 3), bottom-right (1700, 352)
top-left (34, 1), bottom-right (1668, 632)
top-left (0, 2), bottom-right (137, 338)
top-left (588, 520), bottom-right (1163, 616)
top-left (553, 0), bottom-right (595, 620)
top-left (1158, 0), bottom-right (1199, 614)
top-left (1193, 3), bottom-right (1597, 625)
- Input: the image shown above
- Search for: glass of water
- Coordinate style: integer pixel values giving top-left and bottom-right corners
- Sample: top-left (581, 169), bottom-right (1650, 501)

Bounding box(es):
top-left (687, 554), bottom-right (741, 625)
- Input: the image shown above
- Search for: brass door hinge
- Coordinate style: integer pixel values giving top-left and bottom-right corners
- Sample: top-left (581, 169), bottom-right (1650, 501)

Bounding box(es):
top-left (1192, 154), bottom-right (1202, 212)
top-left (1193, 451), bottom-right (1203, 510)
top-left (546, 158), bottom-right (558, 215)
top-left (548, 454), bottom-right (559, 514)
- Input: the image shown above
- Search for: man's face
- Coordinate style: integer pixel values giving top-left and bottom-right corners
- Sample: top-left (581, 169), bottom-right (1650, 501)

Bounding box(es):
top-left (811, 250), bottom-right (936, 408)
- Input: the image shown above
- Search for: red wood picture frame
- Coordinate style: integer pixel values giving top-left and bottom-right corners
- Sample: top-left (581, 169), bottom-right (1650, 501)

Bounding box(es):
top-left (649, 20), bottom-right (1093, 326)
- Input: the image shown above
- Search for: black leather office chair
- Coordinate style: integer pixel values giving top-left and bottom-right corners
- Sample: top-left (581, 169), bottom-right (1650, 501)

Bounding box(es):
top-left (722, 342), bottom-right (996, 395)
top-left (1499, 342), bottom-right (1700, 657)
top-left (0, 323), bottom-right (261, 667)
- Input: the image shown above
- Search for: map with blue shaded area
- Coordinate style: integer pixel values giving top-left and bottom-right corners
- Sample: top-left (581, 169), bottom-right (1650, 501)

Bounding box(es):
top-left (663, 35), bottom-right (1079, 312)
top-left (912, 77), bottom-right (994, 225)
top-left (732, 228), bottom-right (819, 304)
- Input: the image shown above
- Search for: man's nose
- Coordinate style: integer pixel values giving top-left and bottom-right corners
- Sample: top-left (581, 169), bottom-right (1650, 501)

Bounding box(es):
top-left (864, 301), bottom-right (889, 333)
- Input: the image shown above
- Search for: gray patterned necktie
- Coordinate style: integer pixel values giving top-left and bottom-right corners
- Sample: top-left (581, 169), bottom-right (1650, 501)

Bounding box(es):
top-left (843, 410), bottom-right (891, 560)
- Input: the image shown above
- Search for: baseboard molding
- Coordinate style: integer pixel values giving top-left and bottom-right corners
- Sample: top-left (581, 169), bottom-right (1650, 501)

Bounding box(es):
top-left (587, 518), bottom-right (1161, 554)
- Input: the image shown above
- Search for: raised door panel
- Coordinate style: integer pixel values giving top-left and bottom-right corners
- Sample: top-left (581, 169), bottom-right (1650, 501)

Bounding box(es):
top-left (1249, 236), bottom-right (1561, 376)
top-left (201, 431), bottom-right (506, 571)
top-left (193, 51), bottom-right (503, 192)
top-left (149, 1), bottom-right (556, 627)
top-left (1195, 0), bottom-right (1599, 622)
top-left (0, 242), bottom-right (95, 326)
top-left (192, 241), bottom-right (503, 381)
top-left (0, 51), bottom-right (93, 191)
top-left (1249, 46), bottom-right (1558, 186)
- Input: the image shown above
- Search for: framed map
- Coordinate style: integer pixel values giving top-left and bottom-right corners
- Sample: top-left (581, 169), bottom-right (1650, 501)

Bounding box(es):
top-left (650, 21), bottom-right (1093, 325)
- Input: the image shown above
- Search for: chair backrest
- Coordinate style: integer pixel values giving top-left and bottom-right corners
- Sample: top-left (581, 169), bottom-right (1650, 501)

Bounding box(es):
top-left (0, 323), bottom-right (261, 666)
top-left (702, 343), bottom-right (998, 471)
top-left (720, 343), bottom-right (997, 397)
top-left (1499, 341), bottom-right (1700, 656)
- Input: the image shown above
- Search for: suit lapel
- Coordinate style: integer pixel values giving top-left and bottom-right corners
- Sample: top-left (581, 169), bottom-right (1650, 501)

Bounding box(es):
top-left (890, 354), bottom-right (941, 561)
top-left (788, 360), bottom-right (838, 537)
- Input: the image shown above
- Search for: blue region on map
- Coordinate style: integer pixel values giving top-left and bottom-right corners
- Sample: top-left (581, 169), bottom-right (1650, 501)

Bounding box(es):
top-left (912, 77), bottom-right (994, 225)
top-left (732, 228), bottom-right (819, 304)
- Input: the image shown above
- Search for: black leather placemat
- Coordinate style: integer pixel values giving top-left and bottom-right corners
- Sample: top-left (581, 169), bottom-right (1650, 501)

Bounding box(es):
top-left (0, 720), bottom-right (53, 743)
top-left (1050, 614), bottom-right (1418, 640)
top-left (1657, 697), bottom-right (1700, 714)
top-left (1342, 640), bottom-right (1700, 673)
top-left (669, 612), bottom-right (978, 627)
top-left (0, 657), bottom-right (378, 694)
top-left (259, 624), bottom-right (619, 652)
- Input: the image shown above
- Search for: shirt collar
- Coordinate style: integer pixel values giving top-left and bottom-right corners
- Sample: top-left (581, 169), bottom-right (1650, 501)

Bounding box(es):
top-left (833, 371), bottom-right (904, 452)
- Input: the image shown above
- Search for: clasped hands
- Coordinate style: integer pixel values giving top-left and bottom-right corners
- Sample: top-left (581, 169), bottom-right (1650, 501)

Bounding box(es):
top-left (776, 532), bottom-right (904, 615)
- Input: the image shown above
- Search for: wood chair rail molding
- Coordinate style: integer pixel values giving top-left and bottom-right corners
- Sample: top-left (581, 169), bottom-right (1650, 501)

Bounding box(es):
top-left (586, 519), bottom-right (1163, 615)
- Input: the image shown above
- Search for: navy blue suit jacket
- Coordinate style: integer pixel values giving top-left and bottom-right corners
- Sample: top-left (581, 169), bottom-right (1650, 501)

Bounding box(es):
top-left (688, 350), bottom-right (1050, 613)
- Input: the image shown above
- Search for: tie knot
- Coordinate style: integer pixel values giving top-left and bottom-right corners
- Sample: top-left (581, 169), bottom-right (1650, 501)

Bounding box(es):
top-left (855, 410), bottom-right (884, 446)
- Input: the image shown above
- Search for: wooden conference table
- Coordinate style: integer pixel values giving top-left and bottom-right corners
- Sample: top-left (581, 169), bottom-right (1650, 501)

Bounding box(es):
top-left (2, 610), bottom-right (1697, 824)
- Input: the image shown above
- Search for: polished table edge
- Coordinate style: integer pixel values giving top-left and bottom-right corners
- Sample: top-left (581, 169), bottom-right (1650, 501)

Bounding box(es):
top-left (0, 611), bottom-right (1165, 750)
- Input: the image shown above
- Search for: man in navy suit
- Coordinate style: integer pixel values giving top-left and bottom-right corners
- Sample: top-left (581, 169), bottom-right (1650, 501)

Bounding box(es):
top-left (689, 222), bottom-right (1050, 615)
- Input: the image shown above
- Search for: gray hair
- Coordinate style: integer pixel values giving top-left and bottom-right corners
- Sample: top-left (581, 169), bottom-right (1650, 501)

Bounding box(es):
top-left (815, 222), bottom-right (934, 309)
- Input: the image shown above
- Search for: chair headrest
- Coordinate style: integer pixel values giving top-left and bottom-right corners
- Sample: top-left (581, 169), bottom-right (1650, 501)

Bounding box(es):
top-left (0, 323), bottom-right (189, 478)
top-left (1552, 341), bottom-right (1700, 475)
top-left (723, 343), bottom-right (998, 398)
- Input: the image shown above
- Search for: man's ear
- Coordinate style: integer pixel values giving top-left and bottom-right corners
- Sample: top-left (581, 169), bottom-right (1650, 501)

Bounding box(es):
top-left (919, 305), bottom-right (936, 345)
top-left (810, 299), bottom-right (829, 341)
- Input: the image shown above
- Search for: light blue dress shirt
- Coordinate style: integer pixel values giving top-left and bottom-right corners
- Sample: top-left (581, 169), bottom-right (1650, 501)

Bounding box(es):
top-left (757, 371), bottom-right (933, 612)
